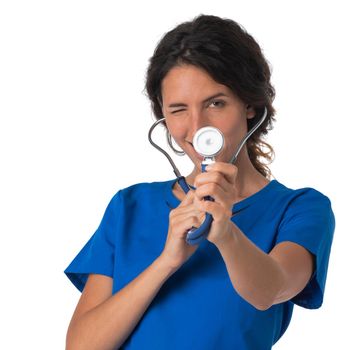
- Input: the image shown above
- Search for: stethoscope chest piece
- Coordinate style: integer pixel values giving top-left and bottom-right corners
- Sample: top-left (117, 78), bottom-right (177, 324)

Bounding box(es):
top-left (192, 126), bottom-right (224, 157)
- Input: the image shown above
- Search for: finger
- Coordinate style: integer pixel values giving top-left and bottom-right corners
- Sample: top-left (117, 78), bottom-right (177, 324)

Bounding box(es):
top-left (194, 183), bottom-right (232, 207)
top-left (171, 211), bottom-right (206, 237)
top-left (178, 189), bottom-right (195, 207)
top-left (170, 201), bottom-right (201, 223)
top-left (205, 162), bottom-right (237, 185)
top-left (194, 170), bottom-right (232, 193)
top-left (196, 200), bottom-right (232, 223)
top-left (173, 204), bottom-right (203, 218)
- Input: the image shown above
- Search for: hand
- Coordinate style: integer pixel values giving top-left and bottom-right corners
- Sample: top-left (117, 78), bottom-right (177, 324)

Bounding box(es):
top-left (192, 162), bottom-right (238, 246)
top-left (160, 190), bottom-right (204, 271)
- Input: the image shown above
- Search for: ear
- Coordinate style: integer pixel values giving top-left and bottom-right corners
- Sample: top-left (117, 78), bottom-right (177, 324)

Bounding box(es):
top-left (246, 105), bottom-right (256, 119)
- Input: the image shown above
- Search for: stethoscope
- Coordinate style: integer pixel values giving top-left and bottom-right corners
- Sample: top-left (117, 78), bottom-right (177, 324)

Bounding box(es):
top-left (148, 107), bottom-right (268, 246)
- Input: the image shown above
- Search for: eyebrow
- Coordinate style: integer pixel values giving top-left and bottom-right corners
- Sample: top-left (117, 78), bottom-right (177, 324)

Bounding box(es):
top-left (167, 92), bottom-right (229, 108)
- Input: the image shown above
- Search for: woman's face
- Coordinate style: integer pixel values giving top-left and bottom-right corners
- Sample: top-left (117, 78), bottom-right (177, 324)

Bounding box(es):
top-left (161, 64), bottom-right (255, 168)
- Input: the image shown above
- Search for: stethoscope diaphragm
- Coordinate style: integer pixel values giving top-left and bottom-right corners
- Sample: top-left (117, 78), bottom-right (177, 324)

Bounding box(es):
top-left (192, 126), bottom-right (224, 157)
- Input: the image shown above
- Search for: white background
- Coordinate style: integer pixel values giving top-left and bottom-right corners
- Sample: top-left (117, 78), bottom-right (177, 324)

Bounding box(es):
top-left (0, 0), bottom-right (348, 349)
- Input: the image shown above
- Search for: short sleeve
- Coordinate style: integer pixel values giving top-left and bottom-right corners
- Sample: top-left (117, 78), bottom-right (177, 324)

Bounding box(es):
top-left (276, 189), bottom-right (335, 309)
top-left (64, 191), bottom-right (122, 292)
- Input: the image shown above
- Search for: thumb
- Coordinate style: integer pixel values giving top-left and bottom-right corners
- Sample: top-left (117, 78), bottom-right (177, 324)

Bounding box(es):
top-left (178, 189), bottom-right (195, 207)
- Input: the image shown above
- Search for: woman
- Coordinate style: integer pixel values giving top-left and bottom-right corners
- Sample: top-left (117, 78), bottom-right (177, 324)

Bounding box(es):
top-left (64, 14), bottom-right (335, 349)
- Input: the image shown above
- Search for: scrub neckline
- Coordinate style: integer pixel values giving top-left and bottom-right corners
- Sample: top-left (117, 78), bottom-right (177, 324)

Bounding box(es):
top-left (164, 177), bottom-right (280, 211)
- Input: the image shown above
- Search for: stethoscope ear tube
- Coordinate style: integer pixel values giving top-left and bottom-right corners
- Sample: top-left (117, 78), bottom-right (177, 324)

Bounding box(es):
top-left (186, 212), bottom-right (213, 245)
top-left (185, 164), bottom-right (214, 245)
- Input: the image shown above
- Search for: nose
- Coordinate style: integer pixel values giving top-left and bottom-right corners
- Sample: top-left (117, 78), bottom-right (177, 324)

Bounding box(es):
top-left (186, 108), bottom-right (209, 142)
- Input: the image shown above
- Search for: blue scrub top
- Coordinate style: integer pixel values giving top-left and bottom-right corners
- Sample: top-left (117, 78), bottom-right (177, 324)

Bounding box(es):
top-left (64, 179), bottom-right (335, 350)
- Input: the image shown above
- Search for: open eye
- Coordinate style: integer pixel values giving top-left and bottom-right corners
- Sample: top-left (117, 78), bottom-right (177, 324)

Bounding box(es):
top-left (209, 100), bottom-right (226, 108)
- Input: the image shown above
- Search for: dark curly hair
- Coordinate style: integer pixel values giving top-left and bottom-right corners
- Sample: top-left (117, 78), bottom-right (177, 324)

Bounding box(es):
top-left (144, 14), bottom-right (276, 179)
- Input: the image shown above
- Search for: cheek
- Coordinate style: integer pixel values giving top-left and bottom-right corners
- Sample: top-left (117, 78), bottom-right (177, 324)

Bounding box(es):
top-left (221, 120), bottom-right (248, 150)
top-left (166, 119), bottom-right (187, 142)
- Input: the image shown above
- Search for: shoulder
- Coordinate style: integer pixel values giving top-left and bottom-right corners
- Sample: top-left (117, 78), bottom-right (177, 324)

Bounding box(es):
top-left (109, 179), bottom-right (175, 206)
top-left (262, 180), bottom-right (335, 234)
top-left (272, 180), bottom-right (335, 234)
top-left (119, 179), bottom-right (174, 197)
top-left (271, 180), bottom-right (332, 210)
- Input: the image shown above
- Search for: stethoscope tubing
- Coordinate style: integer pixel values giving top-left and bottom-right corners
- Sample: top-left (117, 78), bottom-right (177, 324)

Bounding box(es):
top-left (148, 107), bottom-right (268, 245)
top-left (177, 166), bottom-right (214, 245)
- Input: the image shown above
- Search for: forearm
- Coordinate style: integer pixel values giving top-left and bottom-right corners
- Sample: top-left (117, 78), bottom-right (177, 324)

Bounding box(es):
top-left (216, 222), bottom-right (286, 311)
top-left (66, 257), bottom-right (176, 350)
